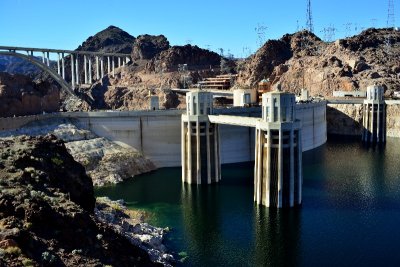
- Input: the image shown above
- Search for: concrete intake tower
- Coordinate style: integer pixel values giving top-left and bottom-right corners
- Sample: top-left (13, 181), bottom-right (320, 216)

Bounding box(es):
top-left (181, 89), bottom-right (303, 208)
top-left (362, 85), bottom-right (386, 143)
top-left (181, 91), bottom-right (221, 184)
top-left (254, 91), bottom-right (302, 207)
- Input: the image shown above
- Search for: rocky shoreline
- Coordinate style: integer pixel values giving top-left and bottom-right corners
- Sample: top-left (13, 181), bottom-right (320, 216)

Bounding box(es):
top-left (95, 197), bottom-right (174, 266)
top-left (0, 117), bottom-right (157, 186)
top-left (0, 135), bottom-right (174, 266)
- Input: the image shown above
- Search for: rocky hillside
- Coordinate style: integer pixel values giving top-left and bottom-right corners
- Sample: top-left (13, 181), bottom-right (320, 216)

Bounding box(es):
top-left (238, 28), bottom-right (400, 96)
top-left (76, 25), bottom-right (136, 54)
top-left (132, 34), bottom-right (170, 60)
top-left (0, 135), bottom-right (163, 266)
top-left (0, 72), bottom-right (60, 117)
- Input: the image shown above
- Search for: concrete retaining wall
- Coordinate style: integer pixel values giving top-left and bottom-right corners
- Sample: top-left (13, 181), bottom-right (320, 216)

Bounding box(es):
top-left (0, 102), bottom-right (327, 167)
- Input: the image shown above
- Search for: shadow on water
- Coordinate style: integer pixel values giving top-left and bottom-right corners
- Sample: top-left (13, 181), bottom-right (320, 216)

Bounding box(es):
top-left (254, 207), bottom-right (301, 267)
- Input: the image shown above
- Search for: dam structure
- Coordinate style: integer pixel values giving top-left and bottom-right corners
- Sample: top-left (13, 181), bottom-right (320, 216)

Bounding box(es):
top-left (182, 90), bottom-right (302, 208)
top-left (362, 85), bottom-right (386, 143)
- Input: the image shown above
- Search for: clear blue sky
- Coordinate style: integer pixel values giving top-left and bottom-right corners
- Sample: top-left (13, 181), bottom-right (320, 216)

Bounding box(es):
top-left (0, 0), bottom-right (396, 57)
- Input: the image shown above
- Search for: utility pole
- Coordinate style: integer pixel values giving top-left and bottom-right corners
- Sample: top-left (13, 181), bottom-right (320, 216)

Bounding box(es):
top-left (306, 0), bottom-right (314, 33)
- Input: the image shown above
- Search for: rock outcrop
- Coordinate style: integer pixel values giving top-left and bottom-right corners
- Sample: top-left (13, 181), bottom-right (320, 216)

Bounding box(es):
top-left (76, 25), bottom-right (136, 54)
top-left (147, 44), bottom-right (223, 72)
top-left (0, 135), bottom-right (162, 266)
top-left (132, 34), bottom-right (170, 60)
top-left (239, 28), bottom-right (400, 96)
top-left (0, 72), bottom-right (60, 117)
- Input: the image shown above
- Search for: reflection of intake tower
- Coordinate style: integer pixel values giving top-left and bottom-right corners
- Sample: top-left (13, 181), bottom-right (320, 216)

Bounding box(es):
top-left (254, 91), bottom-right (302, 208)
top-left (362, 85), bottom-right (386, 143)
top-left (181, 91), bottom-right (221, 184)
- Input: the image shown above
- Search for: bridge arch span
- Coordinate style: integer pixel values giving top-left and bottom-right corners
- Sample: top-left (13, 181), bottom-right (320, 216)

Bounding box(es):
top-left (0, 51), bottom-right (75, 96)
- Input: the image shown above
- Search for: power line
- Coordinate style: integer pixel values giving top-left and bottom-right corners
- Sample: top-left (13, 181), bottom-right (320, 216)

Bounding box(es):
top-left (306, 0), bottom-right (314, 33)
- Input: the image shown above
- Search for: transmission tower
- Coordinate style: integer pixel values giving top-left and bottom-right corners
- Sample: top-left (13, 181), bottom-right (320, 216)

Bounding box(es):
top-left (321, 25), bottom-right (337, 42)
top-left (255, 23), bottom-right (268, 48)
top-left (344, 22), bottom-right (352, 37)
top-left (387, 0), bottom-right (395, 28)
top-left (370, 18), bottom-right (377, 28)
top-left (306, 0), bottom-right (314, 33)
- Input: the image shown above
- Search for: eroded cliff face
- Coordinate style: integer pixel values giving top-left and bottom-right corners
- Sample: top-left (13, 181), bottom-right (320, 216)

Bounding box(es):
top-left (327, 104), bottom-right (364, 135)
top-left (387, 105), bottom-right (400, 137)
top-left (327, 103), bottom-right (400, 137)
top-left (0, 135), bottom-right (160, 266)
top-left (0, 72), bottom-right (60, 117)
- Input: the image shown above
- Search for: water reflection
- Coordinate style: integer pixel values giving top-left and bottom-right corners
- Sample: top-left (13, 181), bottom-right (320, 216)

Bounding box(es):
top-left (180, 183), bottom-right (222, 262)
top-left (254, 207), bottom-right (301, 266)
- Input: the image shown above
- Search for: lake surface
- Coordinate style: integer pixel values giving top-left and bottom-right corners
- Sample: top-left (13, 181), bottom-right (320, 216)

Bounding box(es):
top-left (96, 137), bottom-right (400, 266)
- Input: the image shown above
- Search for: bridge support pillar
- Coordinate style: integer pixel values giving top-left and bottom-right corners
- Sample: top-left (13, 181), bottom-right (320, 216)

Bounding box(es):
top-left (118, 57), bottom-right (121, 68)
top-left (75, 55), bottom-right (79, 85)
top-left (71, 54), bottom-right (75, 89)
top-left (112, 57), bottom-right (115, 77)
top-left (88, 56), bottom-right (92, 83)
top-left (84, 55), bottom-right (88, 84)
top-left (254, 91), bottom-right (302, 208)
top-left (46, 51), bottom-right (50, 66)
top-left (362, 85), bottom-right (386, 143)
top-left (107, 56), bottom-right (111, 74)
top-left (96, 56), bottom-right (100, 80)
top-left (182, 91), bottom-right (221, 184)
top-left (100, 57), bottom-right (104, 78)
top-left (61, 53), bottom-right (65, 79)
top-left (57, 53), bottom-right (61, 75)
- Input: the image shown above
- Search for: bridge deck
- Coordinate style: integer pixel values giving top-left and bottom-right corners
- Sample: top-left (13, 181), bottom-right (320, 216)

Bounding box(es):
top-left (0, 45), bottom-right (131, 57)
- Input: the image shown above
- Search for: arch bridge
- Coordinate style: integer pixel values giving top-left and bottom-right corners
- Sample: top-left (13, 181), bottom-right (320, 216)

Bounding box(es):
top-left (0, 45), bottom-right (132, 95)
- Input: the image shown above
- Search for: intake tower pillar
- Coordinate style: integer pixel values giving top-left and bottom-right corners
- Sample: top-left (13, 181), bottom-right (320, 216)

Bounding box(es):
top-left (182, 91), bottom-right (221, 184)
top-left (254, 91), bottom-right (302, 208)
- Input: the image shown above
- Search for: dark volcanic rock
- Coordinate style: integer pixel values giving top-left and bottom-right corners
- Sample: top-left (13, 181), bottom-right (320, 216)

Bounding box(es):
top-left (147, 44), bottom-right (222, 72)
top-left (132, 34), bottom-right (170, 60)
top-left (76, 25), bottom-right (136, 54)
top-left (0, 72), bottom-right (60, 117)
top-left (0, 135), bottom-right (160, 267)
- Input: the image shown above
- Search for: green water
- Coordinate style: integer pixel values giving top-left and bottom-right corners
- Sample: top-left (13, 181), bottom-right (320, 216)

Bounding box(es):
top-left (96, 137), bottom-right (400, 266)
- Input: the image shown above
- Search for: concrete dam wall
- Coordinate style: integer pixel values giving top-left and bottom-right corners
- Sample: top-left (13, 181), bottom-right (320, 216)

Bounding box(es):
top-left (0, 102), bottom-right (327, 168)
